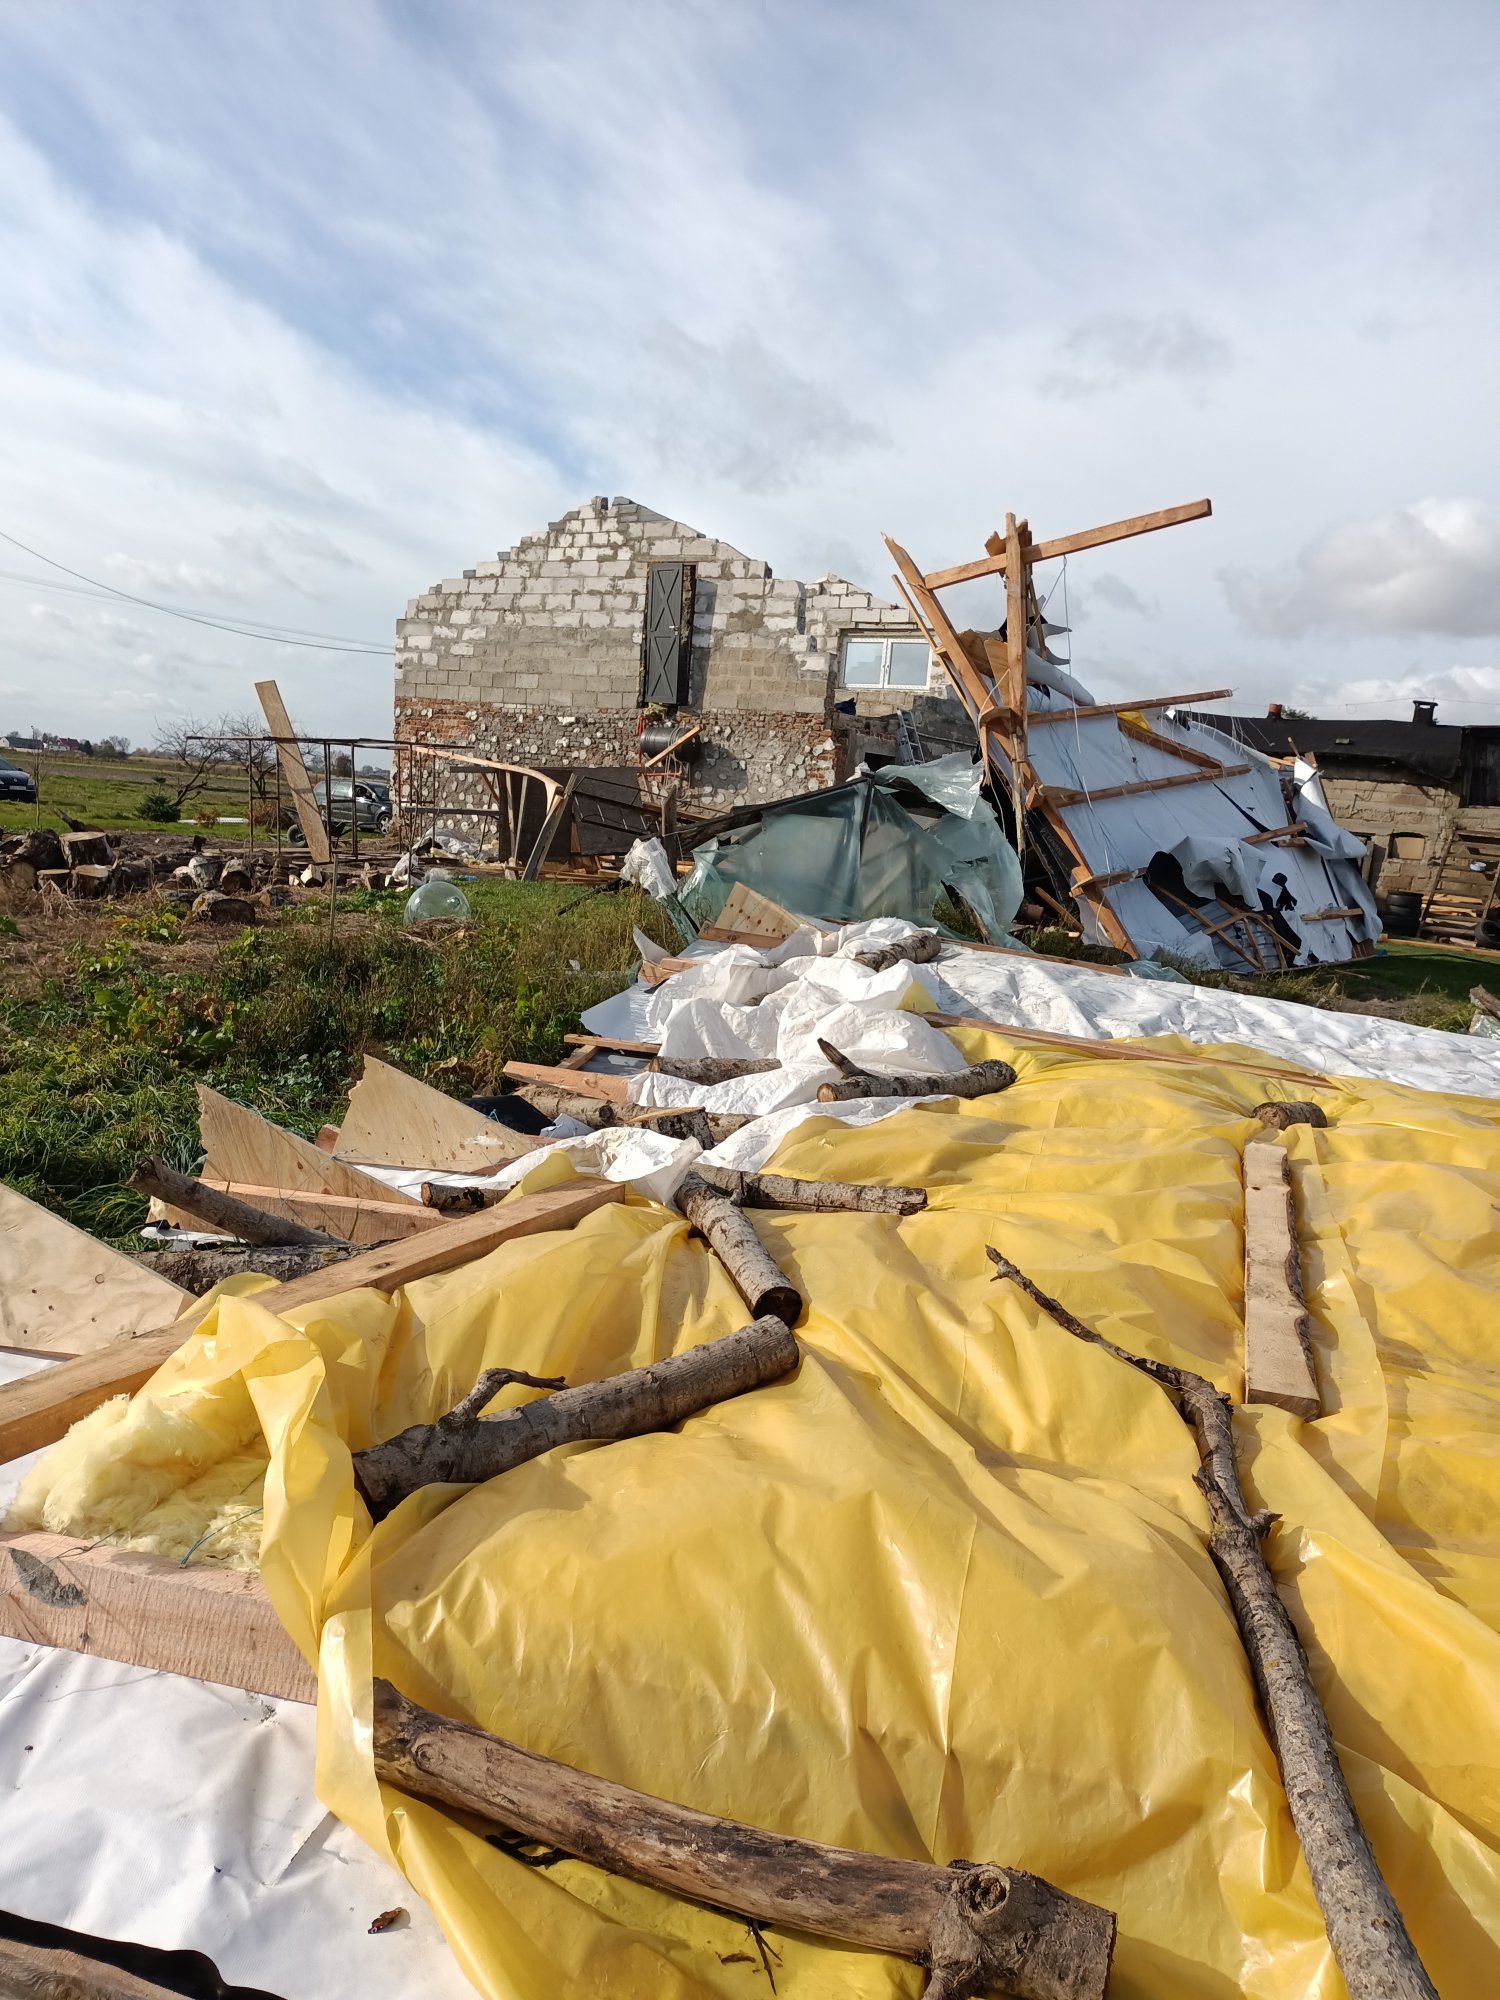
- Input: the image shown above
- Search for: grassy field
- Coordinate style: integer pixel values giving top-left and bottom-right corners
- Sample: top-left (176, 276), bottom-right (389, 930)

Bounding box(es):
top-left (0, 749), bottom-right (264, 836)
top-left (0, 880), bottom-right (675, 1243)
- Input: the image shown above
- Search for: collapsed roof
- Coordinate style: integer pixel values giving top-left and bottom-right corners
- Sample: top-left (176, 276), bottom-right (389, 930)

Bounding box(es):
top-left (885, 503), bottom-right (1382, 972)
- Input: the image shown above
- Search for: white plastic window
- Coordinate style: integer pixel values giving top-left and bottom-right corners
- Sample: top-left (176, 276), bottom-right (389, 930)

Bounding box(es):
top-left (840, 636), bottom-right (931, 690)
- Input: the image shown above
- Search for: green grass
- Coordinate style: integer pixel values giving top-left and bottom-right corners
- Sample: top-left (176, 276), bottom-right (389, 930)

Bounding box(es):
top-left (0, 880), bottom-right (675, 1243)
top-left (0, 751), bottom-right (253, 836)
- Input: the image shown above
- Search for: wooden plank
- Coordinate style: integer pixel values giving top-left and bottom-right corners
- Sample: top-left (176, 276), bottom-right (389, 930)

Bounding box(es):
top-left (501, 1061), bottom-right (631, 1103)
top-left (1002, 514), bottom-right (1029, 739)
top-left (1043, 763), bottom-right (1251, 807)
top-left (1030, 688), bottom-right (1235, 728)
top-left (924, 1011), bottom-right (1328, 1085)
top-left (194, 1086), bottom-right (425, 1245)
top-left (0, 1183), bottom-right (193, 1358)
top-left (207, 1182), bottom-right (446, 1226)
top-left (1071, 866), bottom-right (1145, 892)
top-left (1244, 822), bottom-right (1308, 845)
top-left (920, 500), bottom-right (1212, 590)
top-left (1242, 1142), bottom-right (1320, 1420)
top-left (254, 679), bottom-right (330, 864)
top-left (337, 1055), bottom-right (537, 1171)
top-left (1116, 717), bottom-right (1227, 772)
top-left (883, 536), bottom-right (997, 725)
top-left (0, 1530), bottom-right (316, 1704)
top-left (1297, 907), bottom-right (1365, 923)
top-left (0, 1179), bottom-right (625, 1468)
top-left (711, 881), bottom-right (801, 943)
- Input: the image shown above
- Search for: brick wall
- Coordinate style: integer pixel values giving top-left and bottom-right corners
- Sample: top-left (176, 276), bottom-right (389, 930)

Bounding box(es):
top-left (394, 495), bottom-right (946, 813)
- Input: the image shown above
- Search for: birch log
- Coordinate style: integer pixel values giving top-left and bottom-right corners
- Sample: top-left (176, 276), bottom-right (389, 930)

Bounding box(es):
top-left (353, 1315), bottom-right (798, 1520)
top-left (370, 1680), bottom-right (1115, 2000)
top-left (128, 1156), bottom-right (341, 1249)
top-left (986, 1247), bottom-right (1437, 2000)
top-left (653, 1055), bottom-right (781, 1084)
top-left (815, 1042), bottom-right (1017, 1105)
top-left (675, 1174), bottom-right (803, 1324)
top-left (694, 1165), bottom-right (927, 1215)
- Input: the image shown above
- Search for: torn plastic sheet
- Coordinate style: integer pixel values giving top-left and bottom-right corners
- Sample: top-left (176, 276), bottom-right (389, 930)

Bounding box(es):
top-left (677, 754), bottom-right (1023, 942)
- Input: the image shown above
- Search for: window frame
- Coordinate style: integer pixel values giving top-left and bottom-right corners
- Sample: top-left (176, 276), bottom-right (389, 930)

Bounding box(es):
top-left (839, 632), bottom-right (933, 692)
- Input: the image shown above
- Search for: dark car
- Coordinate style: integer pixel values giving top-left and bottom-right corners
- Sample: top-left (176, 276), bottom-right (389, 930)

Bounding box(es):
top-left (0, 754), bottom-right (38, 804)
top-left (285, 777), bottom-right (392, 843)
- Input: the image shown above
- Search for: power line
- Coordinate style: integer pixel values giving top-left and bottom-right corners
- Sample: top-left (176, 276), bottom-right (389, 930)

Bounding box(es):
top-left (0, 526), bottom-right (392, 656)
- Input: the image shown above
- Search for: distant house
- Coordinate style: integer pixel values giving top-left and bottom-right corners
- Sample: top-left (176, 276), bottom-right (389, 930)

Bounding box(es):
top-left (1192, 701), bottom-right (1500, 935)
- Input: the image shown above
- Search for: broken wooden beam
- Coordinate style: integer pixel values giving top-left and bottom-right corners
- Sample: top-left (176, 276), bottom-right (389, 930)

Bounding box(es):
top-left (370, 1680), bottom-right (1116, 2000)
top-left (128, 1156), bottom-right (342, 1249)
top-left (353, 1315), bottom-right (799, 1521)
top-left (1241, 1142), bottom-right (1320, 1421)
top-left (0, 1180), bottom-right (626, 1469)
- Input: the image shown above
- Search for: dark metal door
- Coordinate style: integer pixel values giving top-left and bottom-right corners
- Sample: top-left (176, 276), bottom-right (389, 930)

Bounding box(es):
top-left (640, 561), bottom-right (694, 707)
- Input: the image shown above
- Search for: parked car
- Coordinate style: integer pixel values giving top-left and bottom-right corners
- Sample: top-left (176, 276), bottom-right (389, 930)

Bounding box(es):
top-left (285, 778), bottom-right (392, 843)
top-left (0, 754), bottom-right (38, 804)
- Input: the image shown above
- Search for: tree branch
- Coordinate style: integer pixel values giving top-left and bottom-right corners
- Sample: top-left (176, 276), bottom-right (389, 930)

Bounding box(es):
top-left (986, 1247), bottom-right (1437, 2000)
top-left (352, 1316), bottom-right (799, 1521)
top-left (694, 1166), bottom-right (927, 1215)
top-left (128, 1156), bottom-right (342, 1249)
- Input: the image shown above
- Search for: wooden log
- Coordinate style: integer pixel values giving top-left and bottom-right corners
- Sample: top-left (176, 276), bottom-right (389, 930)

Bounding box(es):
top-left (128, 1156), bottom-right (340, 1248)
top-left (515, 1085), bottom-right (751, 1143)
top-left (372, 1681), bottom-right (1114, 2000)
top-left (675, 1175), bottom-right (802, 1325)
top-left (986, 1250), bottom-right (1436, 2000)
top-left (133, 1244), bottom-right (355, 1293)
top-left (1242, 1143), bottom-right (1319, 1420)
top-left (815, 1041), bottom-right (1017, 1105)
top-left (0, 1181), bottom-right (626, 1468)
top-left (353, 1315), bottom-right (799, 1521)
top-left (694, 1166), bottom-right (927, 1215)
top-left (1252, 1101), bottom-right (1328, 1131)
top-left (851, 930), bottom-right (944, 972)
top-left (653, 1055), bottom-right (780, 1084)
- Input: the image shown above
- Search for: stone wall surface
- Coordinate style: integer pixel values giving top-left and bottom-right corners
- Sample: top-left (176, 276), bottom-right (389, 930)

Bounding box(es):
top-left (1317, 762), bottom-right (1500, 896)
top-left (394, 495), bottom-right (946, 812)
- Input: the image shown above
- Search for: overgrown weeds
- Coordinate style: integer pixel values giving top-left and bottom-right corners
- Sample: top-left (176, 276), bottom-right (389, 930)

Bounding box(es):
top-left (0, 881), bottom-right (675, 1242)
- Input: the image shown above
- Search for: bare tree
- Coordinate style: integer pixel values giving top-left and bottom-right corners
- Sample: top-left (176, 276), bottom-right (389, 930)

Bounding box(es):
top-left (151, 715), bottom-right (227, 814)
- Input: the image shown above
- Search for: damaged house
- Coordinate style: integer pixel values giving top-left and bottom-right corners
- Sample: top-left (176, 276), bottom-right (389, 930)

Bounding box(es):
top-left (394, 496), bottom-right (964, 839)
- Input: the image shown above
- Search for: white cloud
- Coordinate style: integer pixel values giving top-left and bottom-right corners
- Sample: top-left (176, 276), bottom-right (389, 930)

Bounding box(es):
top-left (1039, 313), bottom-right (1233, 400)
top-left (1223, 500), bottom-right (1500, 640)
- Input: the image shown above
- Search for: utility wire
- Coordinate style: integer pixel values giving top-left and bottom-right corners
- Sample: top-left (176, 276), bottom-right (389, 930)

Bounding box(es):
top-left (0, 526), bottom-right (392, 656)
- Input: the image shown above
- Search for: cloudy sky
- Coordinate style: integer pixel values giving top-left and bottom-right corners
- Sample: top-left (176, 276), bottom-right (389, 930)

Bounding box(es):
top-left (0, 0), bottom-right (1497, 743)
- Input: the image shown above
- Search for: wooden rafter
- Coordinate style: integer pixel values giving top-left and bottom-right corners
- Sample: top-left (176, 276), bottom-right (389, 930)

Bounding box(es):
top-left (1042, 763), bottom-right (1251, 808)
top-left (1030, 688), bottom-right (1234, 727)
top-left (923, 498), bottom-right (1213, 591)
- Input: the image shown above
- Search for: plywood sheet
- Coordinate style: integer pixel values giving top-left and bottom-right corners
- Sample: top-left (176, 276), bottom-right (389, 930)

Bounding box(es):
top-left (0, 1183), bottom-right (193, 1357)
top-left (194, 1086), bottom-right (427, 1245)
top-left (337, 1056), bottom-right (536, 1171)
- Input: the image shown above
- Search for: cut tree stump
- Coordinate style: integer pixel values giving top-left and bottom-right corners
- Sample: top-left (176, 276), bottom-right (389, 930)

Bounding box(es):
top-left (370, 1681), bottom-right (1115, 2000)
top-left (353, 1315), bottom-right (799, 1521)
top-left (987, 1248), bottom-right (1437, 2000)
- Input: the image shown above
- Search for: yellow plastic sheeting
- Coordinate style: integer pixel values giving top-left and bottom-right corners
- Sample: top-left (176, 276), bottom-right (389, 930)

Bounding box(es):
top-left (23, 1036), bottom-right (1500, 1999)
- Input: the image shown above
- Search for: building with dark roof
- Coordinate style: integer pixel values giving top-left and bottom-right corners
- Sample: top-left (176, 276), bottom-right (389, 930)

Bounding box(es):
top-left (1186, 701), bottom-right (1500, 931)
